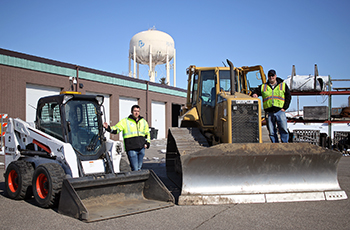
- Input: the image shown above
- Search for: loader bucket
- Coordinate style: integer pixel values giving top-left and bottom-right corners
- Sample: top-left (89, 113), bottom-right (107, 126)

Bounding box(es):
top-left (58, 170), bottom-right (174, 222)
top-left (174, 143), bottom-right (347, 205)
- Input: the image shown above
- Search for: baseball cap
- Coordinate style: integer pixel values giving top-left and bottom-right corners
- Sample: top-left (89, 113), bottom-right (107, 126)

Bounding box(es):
top-left (268, 69), bottom-right (276, 77)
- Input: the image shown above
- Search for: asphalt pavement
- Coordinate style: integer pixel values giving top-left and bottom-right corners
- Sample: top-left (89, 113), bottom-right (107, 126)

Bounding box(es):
top-left (0, 138), bottom-right (350, 229)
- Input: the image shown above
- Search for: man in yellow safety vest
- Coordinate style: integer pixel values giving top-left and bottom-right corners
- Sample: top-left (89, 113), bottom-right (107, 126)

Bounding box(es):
top-left (253, 69), bottom-right (291, 143)
top-left (103, 105), bottom-right (150, 171)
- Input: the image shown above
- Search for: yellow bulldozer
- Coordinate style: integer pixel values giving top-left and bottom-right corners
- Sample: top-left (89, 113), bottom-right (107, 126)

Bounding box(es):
top-left (166, 60), bottom-right (347, 205)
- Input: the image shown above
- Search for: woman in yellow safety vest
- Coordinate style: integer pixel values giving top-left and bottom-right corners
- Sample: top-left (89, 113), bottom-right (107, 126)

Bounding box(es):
top-left (104, 105), bottom-right (150, 171)
top-left (252, 69), bottom-right (291, 143)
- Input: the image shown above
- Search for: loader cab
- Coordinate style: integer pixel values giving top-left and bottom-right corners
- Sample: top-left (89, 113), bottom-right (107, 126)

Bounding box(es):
top-left (64, 99), bottom-right (104, 158)
top-left (36, 93), bottom-right (106, 161)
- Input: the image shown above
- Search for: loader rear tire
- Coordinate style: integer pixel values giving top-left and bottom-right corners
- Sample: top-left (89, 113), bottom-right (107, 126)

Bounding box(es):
top-left (5, 161), bottom-right (34, 200)
top-left (32, 163), bottom-right (65, 208)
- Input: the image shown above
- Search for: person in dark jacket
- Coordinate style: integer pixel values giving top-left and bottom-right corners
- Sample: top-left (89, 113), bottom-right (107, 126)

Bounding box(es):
top-left (252, 69), bottom-right (291, 143)
top-left (103, 105), bottom-right (150, 171)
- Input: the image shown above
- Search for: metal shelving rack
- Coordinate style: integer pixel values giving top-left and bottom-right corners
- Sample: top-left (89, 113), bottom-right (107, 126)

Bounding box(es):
top-left (289, 77), bottom-right (350, 138)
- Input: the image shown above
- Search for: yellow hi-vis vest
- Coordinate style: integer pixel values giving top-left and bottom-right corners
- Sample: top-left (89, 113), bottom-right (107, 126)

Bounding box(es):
top-left (111, 117), bottom-right (150, 143)
top-left (261, 82), bottom-right (286, 110)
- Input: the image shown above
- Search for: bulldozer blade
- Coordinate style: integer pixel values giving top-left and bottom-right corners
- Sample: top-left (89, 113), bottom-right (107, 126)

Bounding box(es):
top-left (58, 169), bottom-right (174, 222)
top-left (177, 143), bottom-right (347, 205)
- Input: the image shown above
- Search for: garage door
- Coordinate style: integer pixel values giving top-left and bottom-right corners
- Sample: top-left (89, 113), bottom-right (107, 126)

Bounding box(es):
top-left (86, 91), bottom-right (110, 139)
top-left (119, 97), bottom-right (138, 140)
top-left (26, 84), bottom-right (61, 123)
top-left (151, 101), bottom-right (166, 139)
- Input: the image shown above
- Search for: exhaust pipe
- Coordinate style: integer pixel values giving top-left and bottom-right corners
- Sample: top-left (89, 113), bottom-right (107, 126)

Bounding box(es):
top-left (227, 59), bottom-right (236, 95)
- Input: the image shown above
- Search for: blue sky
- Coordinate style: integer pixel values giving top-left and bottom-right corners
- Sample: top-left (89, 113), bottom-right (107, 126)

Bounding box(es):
top-left (1, 0), bottom-right (349, 110)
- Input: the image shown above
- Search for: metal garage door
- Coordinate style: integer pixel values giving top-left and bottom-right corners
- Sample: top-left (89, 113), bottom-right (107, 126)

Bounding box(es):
top-left (26, 84), bottom-right (61, 123)
top-left (119, 97), bottom-right (138, 140)
top-left (152, 101), bottom-right (166, 139)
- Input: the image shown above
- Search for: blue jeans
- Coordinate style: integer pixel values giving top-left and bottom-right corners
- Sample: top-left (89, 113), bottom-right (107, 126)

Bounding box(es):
top-left (127, 148), bottom-right (145, 171)
top-left (266, 110), bottom-right (289, 143)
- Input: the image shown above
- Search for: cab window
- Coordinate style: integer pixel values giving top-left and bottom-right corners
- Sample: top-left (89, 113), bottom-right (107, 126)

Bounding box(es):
top-left (245, 70), bottom-right (263, 93)
top-left (38, 102), bottom-right (64, 141)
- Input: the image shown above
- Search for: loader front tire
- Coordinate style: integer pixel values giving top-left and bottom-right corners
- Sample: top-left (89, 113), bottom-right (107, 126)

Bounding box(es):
top-left (5, 161), bottom-right (34, 200)
top-left (32, 163), bottom-right (65, 208)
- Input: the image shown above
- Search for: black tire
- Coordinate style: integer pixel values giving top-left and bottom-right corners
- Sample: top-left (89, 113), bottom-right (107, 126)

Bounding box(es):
top-left (32, 163), bottom-right (65, 208)
top-left (4, 161), bottom-right (34, 200)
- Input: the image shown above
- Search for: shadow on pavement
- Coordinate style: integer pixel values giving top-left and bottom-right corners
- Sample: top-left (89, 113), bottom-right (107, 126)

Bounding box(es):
top-left (143, 162), bottom-right (181, 204)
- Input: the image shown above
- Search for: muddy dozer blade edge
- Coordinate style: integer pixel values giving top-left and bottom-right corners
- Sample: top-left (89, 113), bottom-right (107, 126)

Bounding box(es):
top-left (58, 169), bottom-right (174, 222)
top-left (178, 143), bottom-right (347, 205)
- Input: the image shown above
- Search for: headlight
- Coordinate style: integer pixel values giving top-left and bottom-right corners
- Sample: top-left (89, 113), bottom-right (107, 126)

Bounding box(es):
top-left (96, 95), bottom-right (104, 105)
top-left (62, 95), bottom-right (74, 104)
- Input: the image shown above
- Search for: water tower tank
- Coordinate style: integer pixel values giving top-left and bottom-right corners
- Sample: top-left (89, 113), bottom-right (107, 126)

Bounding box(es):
top-left (129, 29), bottom-right (176, 85)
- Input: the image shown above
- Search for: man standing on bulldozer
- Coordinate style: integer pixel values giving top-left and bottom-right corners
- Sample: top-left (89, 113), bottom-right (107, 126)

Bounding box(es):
top-left (104, 105), bottom-right (150, 171)
top-left (252, 69), bottom-right (291, 143)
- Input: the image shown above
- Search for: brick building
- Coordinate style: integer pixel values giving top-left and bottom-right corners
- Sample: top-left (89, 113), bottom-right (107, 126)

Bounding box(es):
top-left (0, 48), bottom-right (186, 140)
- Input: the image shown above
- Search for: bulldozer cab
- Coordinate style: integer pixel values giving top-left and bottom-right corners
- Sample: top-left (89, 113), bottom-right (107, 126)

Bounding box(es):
top-left (36, 92), bottom-right (107, 162)
top-left (239, 65), bottom-right (267, 95)
top-left (183, 64), bottom-right (266, 132)
top-left (184, 66), bottom-right (230, 128)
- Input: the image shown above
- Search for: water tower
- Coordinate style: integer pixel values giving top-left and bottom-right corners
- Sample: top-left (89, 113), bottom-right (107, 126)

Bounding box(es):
top-left (129, 29), bottom-right (176, 86)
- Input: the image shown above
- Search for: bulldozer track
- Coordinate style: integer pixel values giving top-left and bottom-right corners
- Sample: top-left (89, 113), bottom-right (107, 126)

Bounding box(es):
top-left (168, 127), bottom-right (209, 156)
top-left (166, 127), bottom-right (209, 189)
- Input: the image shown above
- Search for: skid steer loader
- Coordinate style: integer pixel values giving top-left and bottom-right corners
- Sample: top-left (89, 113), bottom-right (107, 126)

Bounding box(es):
top-left (166, 60), bottom-right (347, 205)
top-left (4, 92), bottom-right (174, 222)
